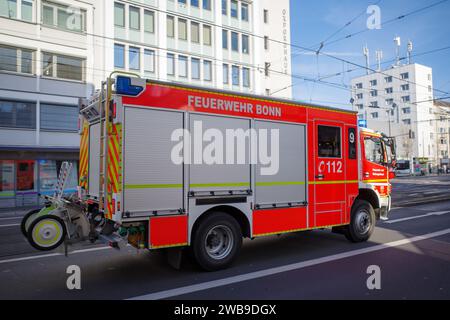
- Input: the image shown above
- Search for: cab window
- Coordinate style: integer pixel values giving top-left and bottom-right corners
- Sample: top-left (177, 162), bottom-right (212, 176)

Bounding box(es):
top-left (318, 125), bottom-right (341, 158)
top-left (364, 137), bottom-right (385, 165)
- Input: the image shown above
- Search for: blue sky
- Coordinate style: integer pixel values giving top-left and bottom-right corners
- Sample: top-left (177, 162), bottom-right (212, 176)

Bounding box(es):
top-left (287, 0), bottom-right (450, 109)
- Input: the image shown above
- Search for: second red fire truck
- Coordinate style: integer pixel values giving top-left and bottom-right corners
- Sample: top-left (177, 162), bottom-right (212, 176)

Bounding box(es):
top-left (21, 75), bottom-right (396, 271)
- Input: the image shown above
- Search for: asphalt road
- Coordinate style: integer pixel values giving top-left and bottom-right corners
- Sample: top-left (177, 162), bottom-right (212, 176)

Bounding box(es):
top-left (391, 175), bottom-right (450, 206)
top-left (0, 182), bottom-right (449, 299)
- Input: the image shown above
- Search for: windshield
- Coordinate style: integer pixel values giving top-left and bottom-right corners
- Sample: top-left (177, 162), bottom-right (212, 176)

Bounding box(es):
top-left (364, 137), bottom-right (386, 165)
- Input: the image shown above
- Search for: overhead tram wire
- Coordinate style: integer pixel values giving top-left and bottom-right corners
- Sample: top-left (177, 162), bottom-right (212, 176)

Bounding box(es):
top-left (2, 0), bottom-right (446, 97)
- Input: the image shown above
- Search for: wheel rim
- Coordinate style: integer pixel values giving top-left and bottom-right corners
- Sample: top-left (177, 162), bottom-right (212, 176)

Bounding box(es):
top-left (355, 209), bottom-right (371, 235)
top-left (204, 225), bottom-right (234, 260)
top-left (32, 218), bottom-right (63, 248)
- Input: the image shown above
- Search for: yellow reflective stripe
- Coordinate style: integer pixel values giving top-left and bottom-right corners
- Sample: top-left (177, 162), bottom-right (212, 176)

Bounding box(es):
top-left (309, 180), bottom-right (358, 185)
top-left (363, 179), bottom-right (389, 183)
top-left (151, 242), bottom-right (188, 249)
top-left (190, 183), bottom-right (250, 188)
top-left (125, 184), bottom-right (183, 189)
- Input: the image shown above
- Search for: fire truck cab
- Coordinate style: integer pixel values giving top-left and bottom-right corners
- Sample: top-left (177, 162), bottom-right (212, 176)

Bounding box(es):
top-left (21, 75), bottom-right (395, 271)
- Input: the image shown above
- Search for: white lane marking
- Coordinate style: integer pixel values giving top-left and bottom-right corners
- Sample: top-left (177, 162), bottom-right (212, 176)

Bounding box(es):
top-left (0, 246), bottom-right (111, 264)
top-left (0, 216), bottom-right (22, 221)
top-left (0, 223), bottom-right (20, 228)
top-left (384, 211), bottom-right (450, 224)
top-left (129, 228), bottom-right (450, 300)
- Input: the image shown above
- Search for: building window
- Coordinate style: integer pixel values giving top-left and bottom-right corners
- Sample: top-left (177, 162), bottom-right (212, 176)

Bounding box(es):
top-left (42, 1), bottom-right (86, 32)
top-left (223, 63), bottom-right (229, 84)
top-left (400, 72), bottom-right (409, 79)
top-left (356, 93), bottom-right (363, 99)
top-left (242, 34), bottom-right (249, 54)
top-left (222, 29), bottom-right (228, 49)
top-left (243, 67), bottom-right (250, 88)
top-left (370, 101), bottom-right (378, 108)
top-left (318, 126), bottom-right (341, 158)
top-left (385, 87), bottom-right (393, 94)
top-left (402, 107), bottom-right (411, 114)
top-left (191, 58), bottom-right (200, 79)
top-left (40, 104), bottom-right (78, 131)
top-left (203, 25), bottom-right (212, 46)
top-left (403, 119), bottom-right (411, 125)
top-left (355, 83), bottom-right (362, 89)
top-left (190, 0), bottom-right (199, 7)
top-left (230, 0), bottom-right (237, 18)
top-left (428, 85), bottom-right (432, 93)
top-left (385, 76), bottom-right (392, 83)
top-left (241, 3), bottom-right (249, 21)
top-left (178, 0), bottom-right (187, 4)
top-left (371, 112), bottom-right (378, 119)
top-left (191, 22), bottom-right (200, 43)
top-left (370, 79), bottom-right (377, 86)
top-left (401, 84), bottom-right (409, 91)
top-left (265, 89), bottom-right (270, 95)
top-left (356, 104), bottom-right (363, 110)
top-left (114, 44), bottom-right (125, 68)
top-left (144, 10), bottom-right (155, 33)
top-left (167, 53), bottom-right (175, 76)
top-left (42, 52), bottom-right (84, 81)
top-left (402, 96), bottom-right (410, 103)
top-left (0, 45), bottom-right (33, 74)
top-left (22, 0), bottom-right (32, 21)
top-left (167, 15), bottom-right (175, 38)
top-left (0, 0), bottom-right (17, 19)
top-left (129, 6), bottom-right (140, 30)
top-left (232, 65), bottom-right (239, 86)
top-left (221, 0), bottom-right (227, 15)
top-left (203, 0), bottom-right (211, 10)
top-left (264, 36), bottom-right (269, 50)
top-left (178, 55), bottom-right (188, 78)
top-left (178, 18), bottom-right (187, 40)
top-left (370, 90), bottom-right (377, 97)
top-left (0, 0), bottom-right (33, 21)
top-left (128, 47), bottom-right (140, 70)
top-left (0, 100), bottom-right (36, 129)
top-left (113, 2), bottom-right (125, 28)
top-left (231, 32), bottom-right (238, 51)
top-left (385, 98), bottom-right (393, 106)
top-left (263, 9), bottom-right (268, 23)
top-left (144, 49), bottom-right (155, 73)
top-left (203, 60), bottom-right (212, 81)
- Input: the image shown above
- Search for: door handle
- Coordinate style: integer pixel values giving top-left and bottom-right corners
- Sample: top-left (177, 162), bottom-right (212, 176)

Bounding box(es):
top-left (316, 174), bottom-right (325, 179)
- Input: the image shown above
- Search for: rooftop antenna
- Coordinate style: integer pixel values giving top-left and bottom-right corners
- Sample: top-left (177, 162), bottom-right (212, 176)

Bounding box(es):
top-left (407, 40), bottom-right (413, 64)
top-left (363, 45), bottom-right (370, 75)
top-left (394, 36), bottom-right (401, 66)
top-left (375, 50), bottom-right (383, 71)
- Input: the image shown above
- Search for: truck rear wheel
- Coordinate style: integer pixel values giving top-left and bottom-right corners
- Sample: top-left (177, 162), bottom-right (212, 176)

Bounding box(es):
top-left (345, 200), bottom-right (376, 243)
top-left (192, 212), bottom-right (242, 271)
top-left (27, 215), bottom-right (67, 251)
top-left (20, 209), bottom-right (40, 237)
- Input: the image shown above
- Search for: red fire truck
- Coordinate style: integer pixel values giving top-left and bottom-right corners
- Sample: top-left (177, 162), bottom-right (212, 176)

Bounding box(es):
top-left (21, 75), bottom-right (395, 271)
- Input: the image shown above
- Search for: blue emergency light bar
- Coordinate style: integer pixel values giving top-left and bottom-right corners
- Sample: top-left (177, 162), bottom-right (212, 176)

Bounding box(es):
top-left (115, 76), bottom-right (145, 96)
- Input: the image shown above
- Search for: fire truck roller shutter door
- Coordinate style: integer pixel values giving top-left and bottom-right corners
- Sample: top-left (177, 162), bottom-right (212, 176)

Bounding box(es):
top-left (123, 107), bottom-right (184, 216)
top-left (255, 121), bottom-right (307, 207)
top-left (189, 114), bottom-right (251, 193)
top-left (88, 123), bottom-right (101, 197)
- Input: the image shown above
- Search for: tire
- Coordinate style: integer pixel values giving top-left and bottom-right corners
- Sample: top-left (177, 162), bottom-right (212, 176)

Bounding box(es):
top-left (192, 212), bottom-right (242, 271)
top-left (20, 209), bottom-right (41, 237)
top-left (344, 200), bottom-right (376, 243)
top-left (27, 215), bottom-right (67, 251)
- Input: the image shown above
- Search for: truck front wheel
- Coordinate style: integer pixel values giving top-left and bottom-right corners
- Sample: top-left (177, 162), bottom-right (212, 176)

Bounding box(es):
top-left (345, 200), bottom-right (376, 243)
top-left (192, 212), bottom-right (242, 271)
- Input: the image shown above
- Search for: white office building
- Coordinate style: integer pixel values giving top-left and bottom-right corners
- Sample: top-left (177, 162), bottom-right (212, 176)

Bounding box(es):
top-left (351, 63), bottom-right (440, 172)
top-left (0, 0), bottom-right (293, 208)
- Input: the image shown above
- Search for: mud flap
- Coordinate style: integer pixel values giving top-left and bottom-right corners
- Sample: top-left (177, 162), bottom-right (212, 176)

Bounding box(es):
top-left (166, 247), bottom-right (184, 270)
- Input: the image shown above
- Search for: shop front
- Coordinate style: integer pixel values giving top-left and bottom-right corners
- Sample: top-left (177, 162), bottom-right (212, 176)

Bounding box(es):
top-left (0, 147), bottom-right (78, 209)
